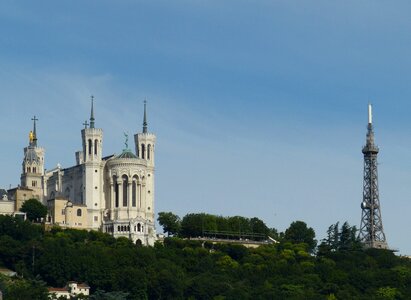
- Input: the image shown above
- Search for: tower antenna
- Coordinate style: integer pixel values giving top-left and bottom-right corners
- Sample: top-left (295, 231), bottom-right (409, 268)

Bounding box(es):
top-left (359, 103), bottom-right (388, 249)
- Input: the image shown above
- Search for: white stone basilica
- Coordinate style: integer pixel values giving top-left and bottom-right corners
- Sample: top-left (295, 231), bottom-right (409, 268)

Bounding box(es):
top-left (17, 99), bottom-right (156, 245)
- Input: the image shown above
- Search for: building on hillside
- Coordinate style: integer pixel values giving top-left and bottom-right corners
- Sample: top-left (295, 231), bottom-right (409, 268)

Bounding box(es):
top-left (48, 281), bottom-right (90, 299)
top-left (2, 98), bottom-right (157, 246)
top-left (7, 187), bottom-right (35, 211)
top-left (0, 190), bottom-right (26, 219)
top-left (0, 197), bottom-right (14, 216)
top-left (47, 197), bottom-right (88, 229)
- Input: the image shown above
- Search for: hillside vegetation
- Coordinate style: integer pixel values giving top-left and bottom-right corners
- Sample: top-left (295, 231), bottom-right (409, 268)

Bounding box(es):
top-left (0, 214), bottom-right (410, 299)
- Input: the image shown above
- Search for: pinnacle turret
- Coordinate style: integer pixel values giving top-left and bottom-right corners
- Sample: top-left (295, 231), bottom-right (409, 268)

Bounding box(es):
top-left (90, 95), bottom-right (95, 129)
top-left (143, 100), bottom-right (148, 133)
top-left (31, 115), bottom-right (38, 147)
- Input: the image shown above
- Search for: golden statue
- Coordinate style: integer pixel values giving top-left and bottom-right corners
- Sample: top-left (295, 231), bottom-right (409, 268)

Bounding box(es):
top-left (29, 131), bottom-right (34, 143)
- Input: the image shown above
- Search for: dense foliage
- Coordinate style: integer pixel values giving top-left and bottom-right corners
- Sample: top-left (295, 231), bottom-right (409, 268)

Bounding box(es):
top-left (158, 212), bottom-right (277, 241)
top-left (19, 198), bottom-right (47, 222)
top-left (0, 215), bottom-right (410, 299)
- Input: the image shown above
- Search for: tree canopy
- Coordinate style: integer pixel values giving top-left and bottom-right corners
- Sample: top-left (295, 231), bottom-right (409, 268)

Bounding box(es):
top-left (1, 214), bottom-right (410, 299)
top-left (284, 220), bottom-right (317, 253)
top-left (20, 198), bottom-right (47, 222)
top-left (157, 212), bottom-right (181, 236)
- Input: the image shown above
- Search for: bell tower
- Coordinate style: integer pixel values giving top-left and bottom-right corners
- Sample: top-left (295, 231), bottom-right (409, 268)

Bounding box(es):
top-left (134, 100), bottom-right (156, 166)
top-left (134, 100), bottom-right (156, 220)
top-left (21, 116), bottom-right (45, 201)
top-left (81, 96), bottom-right (104, 229)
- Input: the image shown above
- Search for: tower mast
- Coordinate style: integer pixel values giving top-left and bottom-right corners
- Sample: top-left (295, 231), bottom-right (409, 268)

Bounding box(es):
top-left (359, 104), bottom-right (388, 249)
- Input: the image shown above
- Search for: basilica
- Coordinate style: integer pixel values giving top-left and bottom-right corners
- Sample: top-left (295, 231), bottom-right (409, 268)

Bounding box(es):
top-left (3, 99), bottom-right (156, 245)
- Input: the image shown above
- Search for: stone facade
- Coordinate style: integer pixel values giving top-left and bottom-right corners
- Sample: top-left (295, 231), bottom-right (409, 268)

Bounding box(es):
top-left (3, 100), bottom-right (156, 246)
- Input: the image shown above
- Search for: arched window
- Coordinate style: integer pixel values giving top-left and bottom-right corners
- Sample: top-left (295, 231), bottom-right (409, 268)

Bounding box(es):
top-left (114, 176), bottom-right (119, 207)
top-left (33, 167), bottom-right (36, 173)
top-left (127, 225), bottom-right (130, 232)
top-left (122, 175), bottom-right (128, 207)
top-left (141, 144), bottom-right (145, 159)
top-left (118, 225), bottom-right (120, 232)
top-left (94, 139), bottom-right (98, 155)
top-left (147, 144), bottom-right (151, 160)
top-left (132, 176), bottom-right (137, 207)
top-left (77, 209), bottom-right (82, 216)
top-left (88, 139), bottom-right (92, 155)
top-left (137, 223), bottom-right (141, 232)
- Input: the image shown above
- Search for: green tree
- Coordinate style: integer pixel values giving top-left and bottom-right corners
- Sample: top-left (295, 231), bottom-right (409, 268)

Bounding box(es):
top-left (4, 277), bottom-right (48, 300)
top-left (20, 198), bottom-right (47, 222)
top-left (284, 221), bottom-right (317, 253)
top-left (157, 212), bottom-right (181, 236)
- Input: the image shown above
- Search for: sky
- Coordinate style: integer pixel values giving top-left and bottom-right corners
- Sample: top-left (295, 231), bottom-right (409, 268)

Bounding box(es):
top-left (1, 1), bottom-right (411, 254)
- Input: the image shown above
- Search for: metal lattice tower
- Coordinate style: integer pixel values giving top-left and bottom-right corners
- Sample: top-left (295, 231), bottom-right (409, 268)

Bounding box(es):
top-left (359, 104), bottom-right (388, 249)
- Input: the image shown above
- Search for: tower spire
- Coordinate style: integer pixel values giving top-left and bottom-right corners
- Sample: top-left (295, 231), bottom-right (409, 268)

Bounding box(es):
top-left (368, 103), bottom-right (372, 125)
top-left (143, 99), bottom-right (148, 133)
top-left (31, 115), bottom-right (38, 146)
top-left (359, 103), bottom-right (388, 249)
top-left (90, 95), bottom-right (95, 129)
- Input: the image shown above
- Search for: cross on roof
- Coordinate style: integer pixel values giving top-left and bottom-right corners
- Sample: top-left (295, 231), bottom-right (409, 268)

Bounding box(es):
top-left (83, 120), bottom-right (89, 129)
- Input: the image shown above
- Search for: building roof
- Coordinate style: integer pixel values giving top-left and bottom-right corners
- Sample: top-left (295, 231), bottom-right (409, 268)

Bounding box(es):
top-left (24, 146), bottom-right (40, 163)
top-left (48, 287), bottom-right (68, 292)
top-left (102, 154), bottom-right (115, 161)
top-left (116, 149), bottom-right (138, 159)
top-left (0, 267), bottom-right (17, 277)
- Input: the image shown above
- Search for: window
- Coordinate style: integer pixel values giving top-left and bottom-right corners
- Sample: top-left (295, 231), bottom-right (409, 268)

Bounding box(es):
top-left (32, 181), bottom-right (37, 187)
top-left (88, 139), bottom-right (92, 155)
top-left (61, 209), bottom-right (65, 215)
top-left (122, 175), bottom-right (128, 207)
top-left (94, 216), bottom-right (98, 222)
top-left (141, 144), bottom-right (145, 159)
top-left (33, 167), bottom-right (36, 173)
top-left (147, 144), bottom-right (151, 160)
top-left (94, 139), bottom-right (98, 155)
top-left (77, 209), bottom-right (82, 217)
top-left (137, 223), bottom-right (141, 232)
top-left (115, 178), bottom-right (119, 207)
top-left (27, 167), bottom-right (31, 173)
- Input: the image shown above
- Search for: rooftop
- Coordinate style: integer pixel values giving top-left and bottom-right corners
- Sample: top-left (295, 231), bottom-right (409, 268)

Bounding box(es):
top-left (116, 149), bottom-right (138, 159)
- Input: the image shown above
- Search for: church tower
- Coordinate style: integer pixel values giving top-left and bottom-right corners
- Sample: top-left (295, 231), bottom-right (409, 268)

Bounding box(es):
top-left (21, 116), bottom-right (45, 201)
top-left (81, 96), bottom-right (104, 229)
top-left (134, 101), bottom-right (156, 220)
top-left (359, 104), bottom-right (388, 249)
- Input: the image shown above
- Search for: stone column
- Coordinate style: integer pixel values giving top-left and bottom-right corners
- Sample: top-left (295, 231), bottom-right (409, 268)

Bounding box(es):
top-left (142, 184), bottom-right (146, 212)
top-left (138, 183), bottom-right (142, 208)
top-left (117, 181), bottom-right (123, 209)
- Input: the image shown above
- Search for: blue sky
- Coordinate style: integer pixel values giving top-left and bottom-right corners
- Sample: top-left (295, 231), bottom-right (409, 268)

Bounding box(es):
top-left (1, 1), bottom-right (411, 254)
